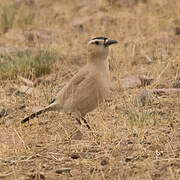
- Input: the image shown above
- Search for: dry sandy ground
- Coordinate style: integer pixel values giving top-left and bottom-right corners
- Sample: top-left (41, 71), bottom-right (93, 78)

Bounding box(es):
top-left (0, 0), bottom-right (180, 179)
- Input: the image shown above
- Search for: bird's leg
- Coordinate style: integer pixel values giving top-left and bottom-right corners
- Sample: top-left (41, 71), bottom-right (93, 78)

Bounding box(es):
top-left (81, 116), bottom-right (91, 130)
top-left (75, 118), bottom-right (82, 126)
top-left (73, 113), bottom-right (91, 130)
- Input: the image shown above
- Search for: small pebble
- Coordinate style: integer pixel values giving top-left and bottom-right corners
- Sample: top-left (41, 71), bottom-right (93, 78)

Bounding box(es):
top-left (125, 157), bottom-right (132, 162)
top-left (0, 106), bottom-right (5, 117)
top-left (101, 159), bottom-right (109, 166)
top-left (55, 167), bottom-right (71, 174)
top-left (71, 153), bottom-right (80, 159)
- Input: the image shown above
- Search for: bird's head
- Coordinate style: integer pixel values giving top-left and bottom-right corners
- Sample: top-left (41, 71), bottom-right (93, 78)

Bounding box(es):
top-left (87, 37), bottom-right (118, 62)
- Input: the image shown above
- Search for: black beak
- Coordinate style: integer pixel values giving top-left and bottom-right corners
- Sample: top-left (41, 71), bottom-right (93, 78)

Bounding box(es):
top-left (105, 39), bottom-right (118, 47)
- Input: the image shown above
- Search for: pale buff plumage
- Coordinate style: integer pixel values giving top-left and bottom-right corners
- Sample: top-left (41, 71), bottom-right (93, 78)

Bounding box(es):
top-left (21, 37), bottom-right (118, 129)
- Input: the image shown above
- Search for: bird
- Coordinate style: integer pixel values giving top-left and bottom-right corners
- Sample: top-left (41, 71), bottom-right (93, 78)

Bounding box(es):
top-left (21, 37), bottom-right (118, 129)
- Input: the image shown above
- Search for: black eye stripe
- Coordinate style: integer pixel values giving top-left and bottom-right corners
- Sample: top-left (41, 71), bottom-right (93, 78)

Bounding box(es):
top-left (91, 37), bottom-right (108, 46)
top-left (92, 37), bottom-right (108, 41)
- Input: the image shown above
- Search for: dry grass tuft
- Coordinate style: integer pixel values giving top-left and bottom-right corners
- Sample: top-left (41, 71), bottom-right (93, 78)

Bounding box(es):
top-left (0, 47), bottom-right (57, 80)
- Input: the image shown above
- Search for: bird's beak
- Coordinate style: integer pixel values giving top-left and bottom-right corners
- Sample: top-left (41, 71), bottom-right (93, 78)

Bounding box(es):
top-left (105, 39), bottom-right (118, 47)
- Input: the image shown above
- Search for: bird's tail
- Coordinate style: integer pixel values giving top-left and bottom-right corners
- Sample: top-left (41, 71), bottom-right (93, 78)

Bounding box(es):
top-left (21, 102), bottom-right (56, 124)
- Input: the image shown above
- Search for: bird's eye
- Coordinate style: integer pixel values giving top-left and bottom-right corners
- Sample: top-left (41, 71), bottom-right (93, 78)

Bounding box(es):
top-left (95, 41), bottom-right (99, 45)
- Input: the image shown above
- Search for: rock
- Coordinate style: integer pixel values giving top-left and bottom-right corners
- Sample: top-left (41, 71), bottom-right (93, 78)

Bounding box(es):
top-left (101, 158), bottom-right (109, 166)
top-left (16, 85), bottom-right (41, 97)
top-left (72, 129), bottom-right (82, 140)
top-left (125, 157), bottom-right (132, 162)
top-left (174, 27), bottom-right (180, 35)
top-left (120, 75), bottom-right (141, 89)
top-left (55, 168), bottom-right (71, 174)
top-left (124, 153), bottom-right (139, 162)
top-left (71, 153), bottom-right (80, 159)
top-left (90, 167), bottom-right (95, 174)
top-left (0, 107), bottom-right (6, 118)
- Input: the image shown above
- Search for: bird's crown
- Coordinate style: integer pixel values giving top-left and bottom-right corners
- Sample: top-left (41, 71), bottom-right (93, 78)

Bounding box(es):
top-left (88, 37), bottom-right (118, 47)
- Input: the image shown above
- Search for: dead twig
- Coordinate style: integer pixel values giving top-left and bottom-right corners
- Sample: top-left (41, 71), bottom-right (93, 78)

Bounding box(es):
top-left (0, 171), bottom-right (14, 178)
top-left (151, 88), bottom-right (180, 95)
top-left (14, 129), bottom-right (30, 150)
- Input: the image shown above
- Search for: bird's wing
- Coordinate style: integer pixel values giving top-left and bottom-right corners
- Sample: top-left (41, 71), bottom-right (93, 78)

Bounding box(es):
top-left (56, 65), bottom-right (90, 103)
top-left (56, 65), bottom-right (102, 115)
top-left (71, 71), bottom-right (102, 115)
